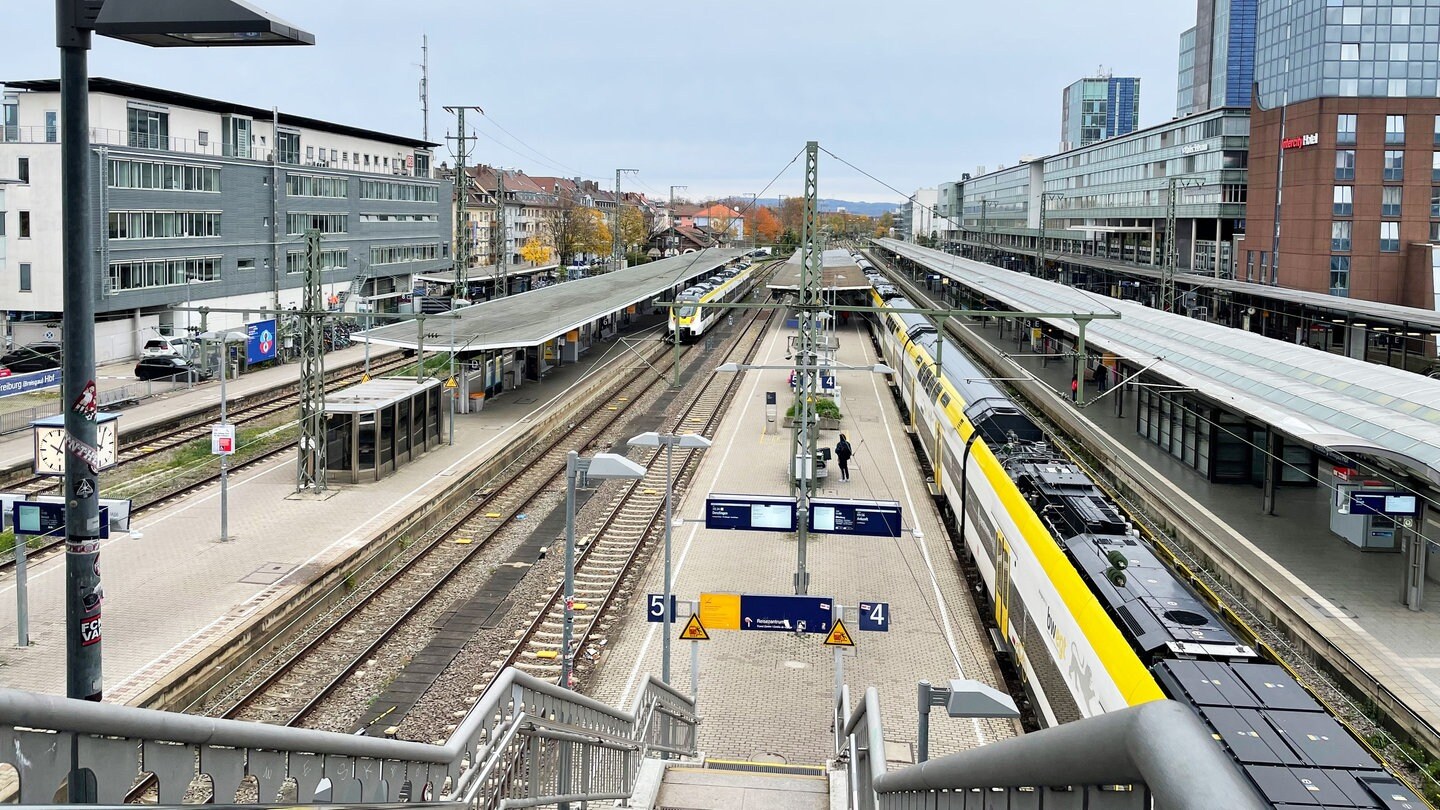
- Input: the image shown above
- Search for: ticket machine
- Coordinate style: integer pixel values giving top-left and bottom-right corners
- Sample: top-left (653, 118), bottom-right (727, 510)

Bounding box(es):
top-left (1330, 467), bottom-right (1410, 552)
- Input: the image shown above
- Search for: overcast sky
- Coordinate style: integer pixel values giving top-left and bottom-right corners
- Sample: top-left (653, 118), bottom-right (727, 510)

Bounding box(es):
top-left (10, 1), bottom-right (1192, 204)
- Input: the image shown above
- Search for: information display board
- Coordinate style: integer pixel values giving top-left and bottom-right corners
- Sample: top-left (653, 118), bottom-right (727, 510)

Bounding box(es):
top-left (705, 492), bottom-right (797, 532)
top-left (808, 497), bottom-right (903, 537)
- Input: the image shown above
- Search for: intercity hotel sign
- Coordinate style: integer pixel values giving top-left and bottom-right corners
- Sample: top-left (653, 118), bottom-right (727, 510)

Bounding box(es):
top-left (1281, 132), bottom-right (1319, 150)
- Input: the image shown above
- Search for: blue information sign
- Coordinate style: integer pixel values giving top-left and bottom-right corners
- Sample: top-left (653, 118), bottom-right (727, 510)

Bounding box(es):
top-left (739, 594), bottom-right (833, 634)
top-left (705, 492), bottom-right (797, 532)
top-left (11, 501), bottom-right (110, 540)
top-left (858, 601), bottom-right (891, 632)
top-left (1350, 491), bottom-right (1420, 517)
top-left (645, 593), bottom-right (679, 622)
top-left (0, 367), bottom-right (62, 400)
top-left (808, 497), bottom-right (903, 537)
top-left (246, 318), bottom-right (278, 364)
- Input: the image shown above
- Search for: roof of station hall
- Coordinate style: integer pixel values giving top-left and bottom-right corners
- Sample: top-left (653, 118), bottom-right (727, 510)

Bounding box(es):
top-left (357, 248), bottom-right (747, 352)
top-left (874, 238), bottom-right (1440, 485)
top-left (767, 249), bottom-right (873, 292)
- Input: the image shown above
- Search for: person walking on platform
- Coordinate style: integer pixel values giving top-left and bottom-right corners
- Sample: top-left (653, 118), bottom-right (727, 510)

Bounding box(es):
top-left (835, 433), bottom-right (853, 481)
top-left (1070, 374), bottom-right (1079, 402)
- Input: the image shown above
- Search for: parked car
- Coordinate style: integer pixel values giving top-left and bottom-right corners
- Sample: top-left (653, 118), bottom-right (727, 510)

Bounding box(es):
top-left (141, 336), bottom-right (193, 358)
top-left (134, 355), bottom-right (209, 382)
top-left (0, 342), bottom-right (63, 375)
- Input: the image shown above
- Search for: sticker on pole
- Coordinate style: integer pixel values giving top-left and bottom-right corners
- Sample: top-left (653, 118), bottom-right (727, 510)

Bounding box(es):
top-left (679, 614), bottom-right (709, 641)
top-left (211, 424), bottom-right (236, 455)
top-left (824, 618), bottom-right (855, 647)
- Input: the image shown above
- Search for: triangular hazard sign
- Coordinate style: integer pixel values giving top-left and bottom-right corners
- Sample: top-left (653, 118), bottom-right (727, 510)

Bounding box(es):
top-left (361, 373), bottom-right (371, 383)
top-left (824, 618), bottom-right (855, 647)
top-left (679, 614), bottom-right (709, 641)
top-left (445, 377), bottom-right (458, 389)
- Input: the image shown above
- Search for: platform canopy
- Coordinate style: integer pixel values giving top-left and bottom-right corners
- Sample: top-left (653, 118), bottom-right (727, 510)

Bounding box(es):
top-left (356, 248), bottom-right (747, 353)
top-left (767, 248), bottom-right (873, 292)
top-left (877, 238), bottom-right (1440, 485)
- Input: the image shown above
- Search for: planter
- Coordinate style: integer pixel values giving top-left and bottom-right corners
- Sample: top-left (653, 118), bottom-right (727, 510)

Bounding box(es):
top-left (782, 416), bottom-right (842, 431)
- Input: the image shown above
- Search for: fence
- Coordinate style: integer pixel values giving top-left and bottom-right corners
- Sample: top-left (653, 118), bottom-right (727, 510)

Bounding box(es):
top-left (0, 379), bottom-right (186, 436)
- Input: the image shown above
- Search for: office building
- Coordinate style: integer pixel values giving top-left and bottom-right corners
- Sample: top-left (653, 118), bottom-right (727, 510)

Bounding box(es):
top-left (1242, 0), bottom-right (1440, 307)
top-left (1060, 75), bottom-right (1141, 151)
top-left (1, 78), bottom-right (451, 361)
top-left (1177, 0), bottom-right (1258, 117)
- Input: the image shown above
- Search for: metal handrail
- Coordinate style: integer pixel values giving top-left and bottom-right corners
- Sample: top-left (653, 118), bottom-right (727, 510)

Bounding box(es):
top-left (0, 667), bottom-right (698, 807)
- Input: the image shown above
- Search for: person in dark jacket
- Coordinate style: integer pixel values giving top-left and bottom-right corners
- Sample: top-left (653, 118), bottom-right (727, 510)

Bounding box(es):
top-left (835, 433), bottom-right (853, 481)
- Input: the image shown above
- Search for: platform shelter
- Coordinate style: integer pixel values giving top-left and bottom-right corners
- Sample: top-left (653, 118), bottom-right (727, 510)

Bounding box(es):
top-left (324, 377), bottom-right (444, 483)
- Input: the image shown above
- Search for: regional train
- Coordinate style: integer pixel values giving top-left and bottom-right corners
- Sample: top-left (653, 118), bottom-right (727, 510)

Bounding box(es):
top-left (667, 259), bottom-right (760, 342)
top-left (862, 261), bottom-right (1419, 808)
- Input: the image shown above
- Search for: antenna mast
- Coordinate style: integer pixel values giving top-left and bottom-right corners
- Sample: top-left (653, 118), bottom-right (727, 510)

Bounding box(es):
top-left (419, 36), bottom-right (430, 140)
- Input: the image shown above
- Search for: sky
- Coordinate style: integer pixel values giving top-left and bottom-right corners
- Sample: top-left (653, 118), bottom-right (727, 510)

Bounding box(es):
top-left (8, 0), bottom-right (1193, 204)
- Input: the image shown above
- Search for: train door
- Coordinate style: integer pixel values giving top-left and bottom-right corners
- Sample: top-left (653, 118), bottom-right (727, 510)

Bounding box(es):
top-left (995, 531), bottom-right (1013, 634)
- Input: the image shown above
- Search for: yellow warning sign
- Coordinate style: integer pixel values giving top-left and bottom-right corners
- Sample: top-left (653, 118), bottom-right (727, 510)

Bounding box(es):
top-left (679, 614), bottom-right (710, 641)
top-left (445, 377), bottom-right (458, 389)
top-left (361, 373), bottom-right (371, 383)
top-left (699, 593), bottom-right (741, 631)
top-left (824, 618), bottom-right (855, 648)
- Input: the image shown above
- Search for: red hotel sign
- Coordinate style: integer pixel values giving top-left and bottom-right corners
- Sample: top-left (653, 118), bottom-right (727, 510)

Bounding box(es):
top-left (1281, 132), bottom-right (1319, 150)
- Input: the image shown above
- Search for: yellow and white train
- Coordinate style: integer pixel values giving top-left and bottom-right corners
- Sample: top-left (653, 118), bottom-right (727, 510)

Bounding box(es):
top-left (668, 261), bottom-right (759, 342)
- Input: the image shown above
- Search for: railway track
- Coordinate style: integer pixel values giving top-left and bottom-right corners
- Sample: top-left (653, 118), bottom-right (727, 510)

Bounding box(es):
top-left (195, 272), bottom-right (781, 732)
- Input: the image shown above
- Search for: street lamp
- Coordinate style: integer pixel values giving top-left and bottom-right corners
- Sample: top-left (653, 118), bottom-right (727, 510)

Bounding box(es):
top-left (916, 678), bottom-right (1020, 763)
top-left (562, 451), bottom-right (647, 688)
top-left (53, 7), bottom-right (311, 800)
top-left (627, 431), bottom-right (711, 685)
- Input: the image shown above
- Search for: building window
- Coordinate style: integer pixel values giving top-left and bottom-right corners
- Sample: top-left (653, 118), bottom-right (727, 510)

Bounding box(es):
top-left (127, 107), bottom-right (169, 150)
top-left (1337, 114), bottom-right (1357, 146)
top-left (197, 130), bottom-right (208, 148)
top-left (369, 242), bottom-right (443, 265)
top-left (342, 151), bottom-right (348, 163)
top-left (1335, 150), bottom-right (1355, 180)
top-left (1331, 221), bottom-right (1352, 252)
top-left (1386, 115), bottom-right (1406, 145)
top-left (1382, 187), bottom-right (1403, 217)
top-left (1380, 222), bottom-right (1400, 252)
top-left (284, 247), bottom-right (348, 273)
top-left (284, 173), bottom-right (349, 198)
top-left (1432, 187), bottom-right (1440, 218)
top-left (1434, 115), bottom-right (1440, 146)
top-left (108, 158), bottom-right (220, 192)
top-left (1432, 221), bottom-right (1440, 242)
top-left (107, 210), bottom-right (221, 239)
top-left (222, 115), bottom-right (251, 159)
top-left (285, 212), bottom-right (348, 235)
top-left (18, 210), bottom-right (30, 238)
top-left (1340, 43), bottom-right (1359, 61)
top-left (305, 145), bottom-right (314, 162)
top-left (18, 263), bottom-right (31, 292)
top-left (1333, 186), bottom-right (1354, 216)
top-left (237, 258), bottom-right (256, 272)
top-left (276, 130), bottom-right (300, 165)
top-left (1384, 151), bottom-right (1405, 181)
top-left (1433, 152), bottom-right (1440, 182)
top-left (1329, 256), bottom-right (1350, 296)
top-left (330, 149), bottom-right (337, 162)
top-left (106, 256), bottom-right (220, 293)
top-left (359, 179), bottom-right (439, 202)
top-left (17, 156), bottom-right (28, 184)
top-left (44, 111), bottom-right (57, 143)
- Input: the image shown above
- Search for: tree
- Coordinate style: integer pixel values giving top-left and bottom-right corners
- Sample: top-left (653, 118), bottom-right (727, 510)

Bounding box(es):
top-left (582, 208), bottom-right (611, 256)
top-left (519, 235), bottom-right (551, 265)
top-left (778, 197), bottom-right (805, 234)
top-left (619, 207), bottom-right (647, 251)
top-left (543, 189), bottom-right (602, 266)
top-left (749, 206), bottom-right (782, 243)
top-left (874, 211), bottom-right (896, 238)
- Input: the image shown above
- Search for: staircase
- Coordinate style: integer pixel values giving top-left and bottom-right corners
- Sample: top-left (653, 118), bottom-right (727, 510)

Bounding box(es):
top-left (340, 272), bottom-right (369, 312)
top-left (655, 766), bottom-right (828, 810)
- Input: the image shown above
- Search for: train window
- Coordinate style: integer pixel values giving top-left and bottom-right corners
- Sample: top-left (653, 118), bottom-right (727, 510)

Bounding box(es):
top-left (940, 394), bottom-right (951, 408)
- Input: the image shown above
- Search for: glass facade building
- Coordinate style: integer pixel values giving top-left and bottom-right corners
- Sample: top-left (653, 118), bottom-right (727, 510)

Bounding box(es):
top-left (1255, 0), bottom-right (1440, 107)
top-left (1061, 76), bottom-right (1142, 151)
top-left (1178, 0), bottom-right (1258, 117)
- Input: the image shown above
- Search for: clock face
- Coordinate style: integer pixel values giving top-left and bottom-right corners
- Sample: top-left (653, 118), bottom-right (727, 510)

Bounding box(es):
top-left (95, 422), bottom-right (117, 469)
top-left (35, 428), bottom-right (67, 476)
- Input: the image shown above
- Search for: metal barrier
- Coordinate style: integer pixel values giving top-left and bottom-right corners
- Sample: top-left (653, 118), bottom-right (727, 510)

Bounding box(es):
top-left (835, 687), bottom-right (1265, 810)
top-left (0, 380), bottom-right (187, 436)
top-left (0, 667), bottom-right (697, 807)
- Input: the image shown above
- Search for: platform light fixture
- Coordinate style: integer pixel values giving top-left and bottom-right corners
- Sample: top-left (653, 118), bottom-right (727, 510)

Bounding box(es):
top-left (716, 362), bottom-right (895, 375)
top-left (562, 451), bottom-right (647, 689)
top-left (55, 2), bottom-right (312, 801)
top-left (628, 431), bottom-right (711, 686)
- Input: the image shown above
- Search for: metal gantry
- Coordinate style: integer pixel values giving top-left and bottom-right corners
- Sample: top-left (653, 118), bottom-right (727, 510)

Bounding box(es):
top-left (296, 229), bottom-right (328, 494)
top-left (792, 140), bottom-right (822, 595)
top-left (1162, 176), bottom-right (1205, 313)
top-left (613, 168), bottom-right (638, 273)
top-left (445, 104), bottom-right (484, 304)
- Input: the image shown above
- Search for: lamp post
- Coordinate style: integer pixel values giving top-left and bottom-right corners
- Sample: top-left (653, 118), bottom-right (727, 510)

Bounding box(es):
top-left (562, 451), bottom-right (647, 688)
top-left (628, 431), bottom-right (711, 684)
top-left (916, 679), bottom-right (1020, 763)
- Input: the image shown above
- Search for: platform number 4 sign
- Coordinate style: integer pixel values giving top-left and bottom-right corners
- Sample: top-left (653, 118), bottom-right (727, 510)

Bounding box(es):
top-left (858, 601), bottom-right (890, 632)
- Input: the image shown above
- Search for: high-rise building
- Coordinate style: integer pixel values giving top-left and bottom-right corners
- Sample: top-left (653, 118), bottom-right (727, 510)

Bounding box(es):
top-left (1060, 75), bottom-right (1141, 151)
top-left (1177, 0), bottom-right (1258, 117)
top-left (1242, 0), bottom-right (1440, 308)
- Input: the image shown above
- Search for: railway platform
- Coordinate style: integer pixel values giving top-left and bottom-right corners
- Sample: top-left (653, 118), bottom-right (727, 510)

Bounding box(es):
top-left (0, 342), bottom-right (399, 472)
top-left (879, 256), bottom-right (1440, 759)
top-left (588, 316), bottom-right (1017, 768)
top-left (0, 332), bottom-right (649, 703)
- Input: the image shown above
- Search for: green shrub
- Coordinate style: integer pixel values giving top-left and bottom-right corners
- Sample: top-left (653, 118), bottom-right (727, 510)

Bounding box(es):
top-left (785, 397), bottom-right (842, 421)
